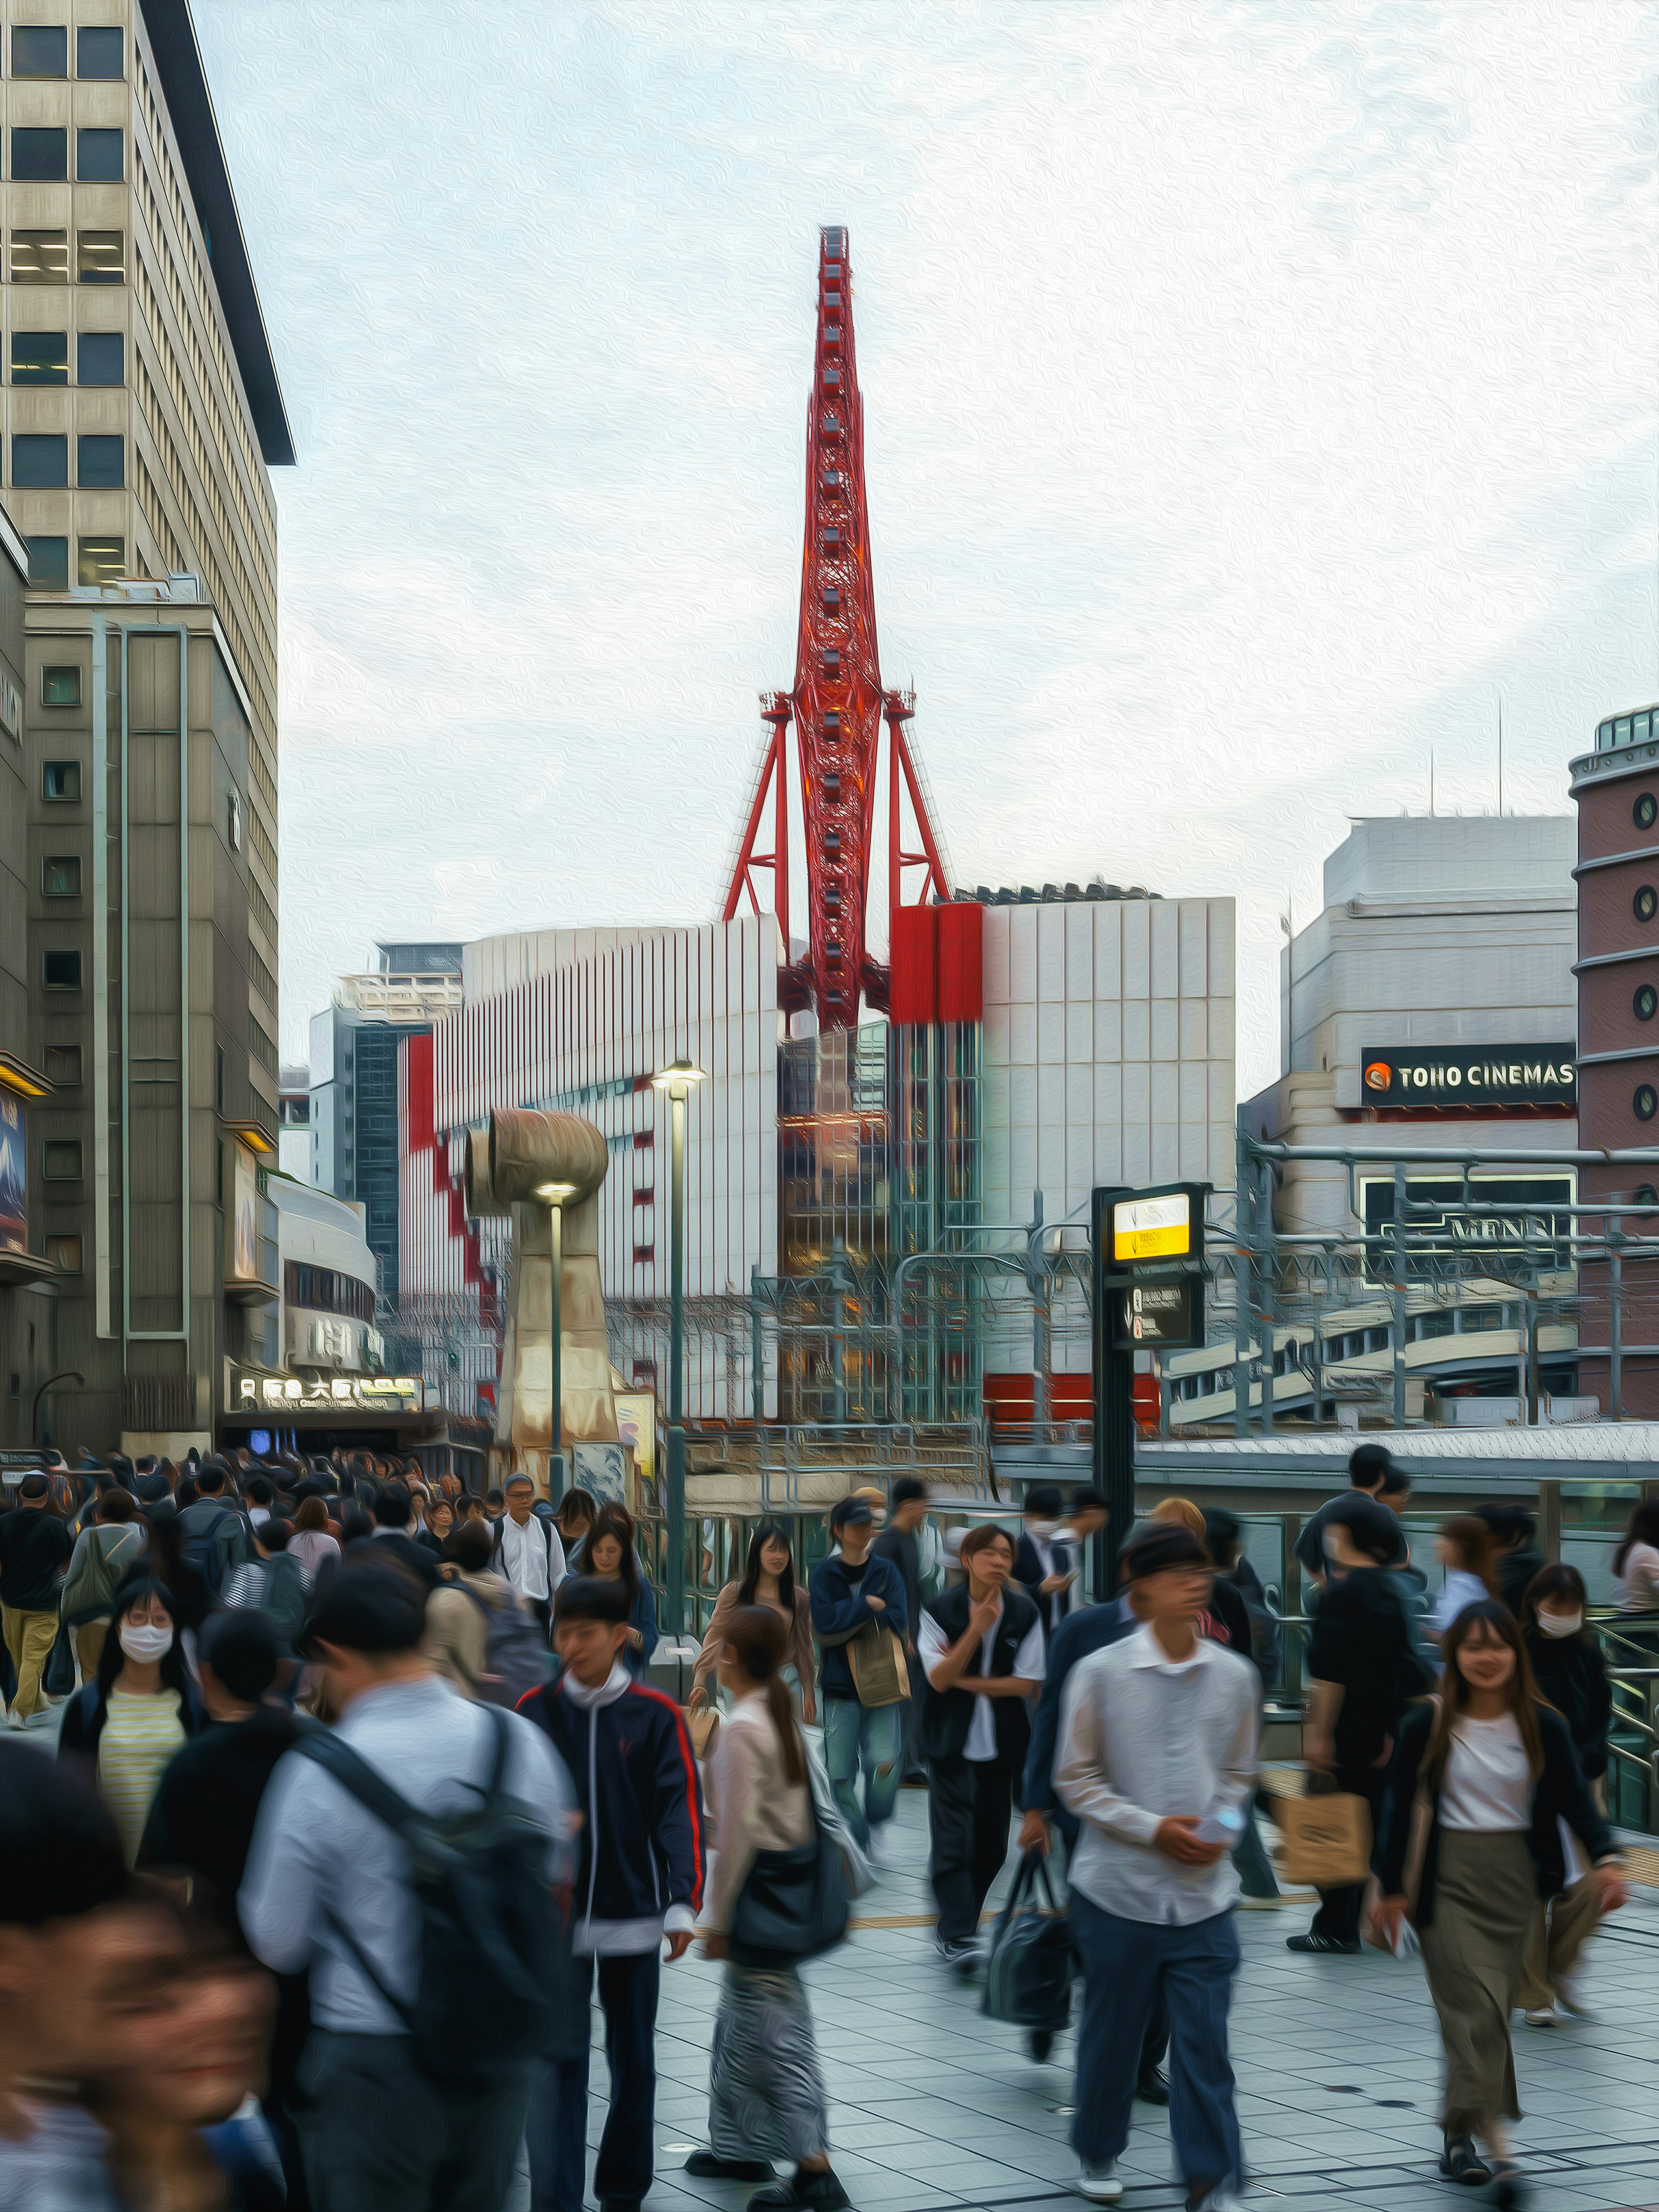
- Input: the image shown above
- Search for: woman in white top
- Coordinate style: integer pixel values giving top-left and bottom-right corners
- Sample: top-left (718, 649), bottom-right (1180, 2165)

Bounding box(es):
top-left (689, 1606), bottom-right (847, 2212)
top-left (1611, 1501), bottom-right (1659, 1613)
top-left (1429, 1515), bottom-right (1498, 1643)
top-left (288, 1494), bottom-right (342, 1584)
top-left (1375, 1602), bottom-right (1625, 2206)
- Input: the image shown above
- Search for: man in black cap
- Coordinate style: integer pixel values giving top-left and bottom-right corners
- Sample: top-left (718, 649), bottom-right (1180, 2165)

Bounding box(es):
top-left (1015, 1484), bottom-right (1079, 1643)
top-left (810, 1497), bottom-right (909, 1859)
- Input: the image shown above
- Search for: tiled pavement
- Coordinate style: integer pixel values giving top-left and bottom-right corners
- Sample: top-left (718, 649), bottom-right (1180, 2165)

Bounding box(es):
top-left (588, 1786), bottom-right (1659, 2212)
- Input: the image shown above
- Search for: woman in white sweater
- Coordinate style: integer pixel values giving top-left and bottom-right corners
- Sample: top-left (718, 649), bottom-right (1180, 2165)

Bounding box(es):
top-left (686, 1607), bottom-right (848, 2212)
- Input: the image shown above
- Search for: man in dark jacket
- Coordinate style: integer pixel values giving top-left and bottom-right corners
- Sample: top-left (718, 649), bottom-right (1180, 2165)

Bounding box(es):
top-left (872, 1478), bottom-right (930, 1782)
top-left (1478, 1503), bottom-right (1545, 1617)
top-left (1014, 1484), bottom-right (1077, 1642)
top-left (810, 1497), bottom-right (909, 1859)
top-left (176, 1461), bottom-right (251, 1594)
top-left (353, 1482), bottom-right (442, 1591)
top-left (0, 1472), bottom-right (71, 1726)
top-left (1293, 1443), bottom-right (1408, 1583)
top-left (521, 1576), bottom-right (703, 2212)
top-left (138, 1611), bottom-right (311, 2212)
top-left (921, 1524), bottom-right (1043, 1969)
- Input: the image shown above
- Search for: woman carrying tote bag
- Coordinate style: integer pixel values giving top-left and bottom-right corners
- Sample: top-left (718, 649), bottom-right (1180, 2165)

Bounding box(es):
top-left (1374, 1602), bottom-right (1627, 2207)
top-left (688, 1606), bottom-right (849, 2212)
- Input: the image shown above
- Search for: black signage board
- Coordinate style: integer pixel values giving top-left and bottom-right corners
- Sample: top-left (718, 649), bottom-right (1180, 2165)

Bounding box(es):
top-left (1358, 1171), bottom-right (1576, 1280)
top-left (1360, 1044), bottom-right (1576, 1110)
top-left (1113, 1277), bottom-right (1204, 1351)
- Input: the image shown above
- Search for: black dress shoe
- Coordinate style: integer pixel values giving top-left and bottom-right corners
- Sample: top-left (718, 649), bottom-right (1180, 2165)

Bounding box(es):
top-left (685, 2152), bottom-right (775, 2180)
top-left (1437, 2137), bottom-right (1491, 2187)
top-left (748, 2172), bottom-right (850, 2212)
top-left (1135, 2068), bottom-right (1171, 2105)
top-left (1285, 1931), bottom-right (1361, 1955)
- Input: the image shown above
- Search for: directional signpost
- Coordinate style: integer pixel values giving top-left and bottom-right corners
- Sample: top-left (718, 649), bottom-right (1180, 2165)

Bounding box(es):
top-left (1093, 1182), bottom-right (1210, 1583)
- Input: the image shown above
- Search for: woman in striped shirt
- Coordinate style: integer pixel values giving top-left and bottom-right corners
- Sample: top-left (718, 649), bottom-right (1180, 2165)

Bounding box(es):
top-left (58, 1576), bottom-right (203, 1864)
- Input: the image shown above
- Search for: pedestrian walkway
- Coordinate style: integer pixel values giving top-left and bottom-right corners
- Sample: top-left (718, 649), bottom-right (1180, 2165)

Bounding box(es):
top-left (609, 1789), bottom-right (1659, 2212)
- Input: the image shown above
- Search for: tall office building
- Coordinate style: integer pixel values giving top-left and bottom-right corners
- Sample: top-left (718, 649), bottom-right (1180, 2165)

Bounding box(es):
top-left (1, 0), bottom-right (292, 1452)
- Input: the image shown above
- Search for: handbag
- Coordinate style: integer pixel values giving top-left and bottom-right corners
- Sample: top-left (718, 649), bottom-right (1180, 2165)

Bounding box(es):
top-left (1277, 1785), bottom-right (1373, 1888)
top-left (728, 1792), bottom-right (851, 1969)
top-left (981, 1849), bottom-right (1074, 2030)
top-left (683, 1704), bottom-right (721, 1761)
top-left (44, 1622), bottom-right (76, 1700)
top-left (847, 1624), bottom-right (909, 1709)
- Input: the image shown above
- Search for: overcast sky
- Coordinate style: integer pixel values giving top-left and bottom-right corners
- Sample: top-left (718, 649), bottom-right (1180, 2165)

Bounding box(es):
top-left (195, 0), bottom-right (1659, 1099)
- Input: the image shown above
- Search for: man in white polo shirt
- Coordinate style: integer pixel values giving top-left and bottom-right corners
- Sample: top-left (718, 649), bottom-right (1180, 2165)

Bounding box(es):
top-left (491, 1474), bottom-right (567, 1641)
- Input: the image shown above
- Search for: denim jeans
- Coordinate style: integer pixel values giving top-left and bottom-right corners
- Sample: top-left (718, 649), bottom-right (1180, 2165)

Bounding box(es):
top-left (821, 1696), bottom-right (903, 1849)
top-left (1069, 1894), bottom-right (1243, 2196)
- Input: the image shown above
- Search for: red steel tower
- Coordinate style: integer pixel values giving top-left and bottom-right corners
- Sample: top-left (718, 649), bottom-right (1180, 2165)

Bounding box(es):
top-left (723, 226), bottom-right (951, 1030)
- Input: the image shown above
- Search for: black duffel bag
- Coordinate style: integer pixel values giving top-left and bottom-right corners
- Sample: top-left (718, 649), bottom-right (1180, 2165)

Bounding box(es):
top-left (981, 1848), bottom-right (1074, 2030)
top-left (729, 1800), bottom-right (851, 1969)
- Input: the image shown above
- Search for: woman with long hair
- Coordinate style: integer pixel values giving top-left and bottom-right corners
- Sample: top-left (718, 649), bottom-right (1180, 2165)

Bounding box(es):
top-left (689, 1606), bottom-right (847, 2212)
top-left (1611, 1499), bottom-right (1659, 1612)
top-left (57, 1575), bottom-right (204, 1864)
top-left (1430, 1514), bottom-right (1499, 1642)
top-left (1375, 1602), bottom-right (1626, 2202)
top-left (555, 1486), bottom-right (599, 1566)
top-left (692, 1524), bottom-right (817, 1723)
top-left (586, 1504), bottom-right (659, 1674)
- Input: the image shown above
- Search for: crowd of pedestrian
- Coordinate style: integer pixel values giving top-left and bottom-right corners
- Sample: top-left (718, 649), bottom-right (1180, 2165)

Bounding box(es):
top-left (0, 1437), bottom-right (1650, 2212)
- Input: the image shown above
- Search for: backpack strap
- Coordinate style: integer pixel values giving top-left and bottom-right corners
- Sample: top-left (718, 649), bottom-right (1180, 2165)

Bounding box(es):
top-left (293, 1719), bottom-right (423, 1835)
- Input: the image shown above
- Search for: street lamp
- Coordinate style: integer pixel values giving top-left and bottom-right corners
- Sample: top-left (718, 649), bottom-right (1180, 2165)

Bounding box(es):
top-left (535, 1180), bottom-right (577, 1503)
top-left (649, 1058), bottom-right (704, 1634)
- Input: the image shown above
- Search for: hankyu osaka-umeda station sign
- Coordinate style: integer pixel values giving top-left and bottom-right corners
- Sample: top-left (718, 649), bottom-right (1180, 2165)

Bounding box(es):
top-left (1360, 1044), bottom-right (1576, 1111)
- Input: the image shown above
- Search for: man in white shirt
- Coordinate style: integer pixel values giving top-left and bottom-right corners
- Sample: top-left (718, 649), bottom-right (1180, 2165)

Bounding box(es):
top-left (1054, 1522), bottom-right (1259, 2212)
top-left (491, 1473), bottom-right (567, 1640)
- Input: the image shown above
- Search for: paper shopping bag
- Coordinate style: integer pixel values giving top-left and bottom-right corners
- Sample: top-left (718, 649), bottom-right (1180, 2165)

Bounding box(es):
top-left (1277, 1790), bottom-right (1373, 1888)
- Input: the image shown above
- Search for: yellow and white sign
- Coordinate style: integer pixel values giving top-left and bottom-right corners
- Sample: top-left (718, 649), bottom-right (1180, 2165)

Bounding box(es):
top-left (1112, 1190), bottom-right (1192, 1264)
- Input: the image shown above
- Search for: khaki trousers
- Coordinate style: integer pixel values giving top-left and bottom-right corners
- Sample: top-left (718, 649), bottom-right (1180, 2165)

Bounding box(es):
top-left (74, 1617), bottom-right (109, 1682)
top-left (1420, 1830), bottom-right (1535, 2143)
top-left (2, 1604), bottom-right (59, 1720)
top-left (1515, 1874), bottom-right (1601, 2012)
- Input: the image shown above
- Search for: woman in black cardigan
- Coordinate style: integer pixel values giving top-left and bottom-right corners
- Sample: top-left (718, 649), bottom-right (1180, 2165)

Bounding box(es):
top-left (1374, 1602), bottom-right (1625, 2206)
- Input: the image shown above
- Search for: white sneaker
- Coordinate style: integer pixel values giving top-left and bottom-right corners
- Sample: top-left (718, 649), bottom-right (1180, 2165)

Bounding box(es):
top-left (865, 1825), bottom-right (889, 1867)
top-left (1074, 2162), bottom-right (1123, 2203)
top-left (1556, 1978), bottom-right (1593, 2020)
top-left (1189, 2192), bottom-right (1248, 2212)
top-left (1522, 2006), bottom-right (1557, 2028)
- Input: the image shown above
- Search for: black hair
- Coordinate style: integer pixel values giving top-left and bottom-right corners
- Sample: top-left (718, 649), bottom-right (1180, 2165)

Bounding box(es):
top-left (444, 1522), bottom-right (496, 1574)
top-left (373, 1483), bottom-right (412, 1530)
top-left (340, 1510), bottom-right (375, 1545)
top-left (96, 1575), bottom-right (193, 1705)
top-left (1478, 1502), bottom-right (1535, 1549)
top-left (485, 1487), bottom-right (505, 1508)
top-left (245, 1474), bottom-right (275, 1506)
top-left (198, 1609), bottom-right (281, 1700)
top-left (1322, 1494), bottom-right (1400, 1565)
top-left (258, 1519), bottom-right (293, 1554)
top-left (1202, 1506), bottom-right (1242, 1565)
top-left (890, 1478), bottom-right (928, 1508)
top-left (1023, 1484), bottom-right (1063, 1518)
top-left (554, 1573), bottom-right (631, 1627)
top-left (586, 1506), bottom-right (640, 1608)
top-left (0, 1747), bottom-right (128, 1923)
top-left (1376, 1468), bottom-right (1412, 1498)
top-left (1070, 1486), bottom-right (1107, 1515)
top-left (1614, 1501), bottom-right (1659, 1578)
top-left (1519, 1562), bottom-right (1588, 1636)
top-left (17, 1471), bottom-right (48, 1500)
top-left (738, 1522), bottom-right (796, 1611)
top-left (196, 1464), bottom-right (227, 1496)
top-left (1348, 1443), bottom-right (1394, 1489)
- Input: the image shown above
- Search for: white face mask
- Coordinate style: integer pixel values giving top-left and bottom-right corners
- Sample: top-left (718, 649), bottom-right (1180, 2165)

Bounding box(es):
top-left (118, 1621), bottom-right (174, 1663)
top-left (1027, 1519), bottom-right (1057, 1538)
top-left (1537, 1610), bottom-right (1582, 1639)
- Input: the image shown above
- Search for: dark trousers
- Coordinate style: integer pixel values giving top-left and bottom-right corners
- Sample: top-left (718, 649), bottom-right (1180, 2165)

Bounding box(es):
top-left (1071, 1894), bottom-right (1243, 2196)
top-left (928, 1751), bottom-right (1017, 1944)
top-left (1050, 1805), bottom-right (1167, 2083)
top-left (528, 1948), bottom-right (660, 2212)
top-left (1310, 1760), bottom-right (1389, 1942)
top-left (297, 2030), bottom-right (529, 2212)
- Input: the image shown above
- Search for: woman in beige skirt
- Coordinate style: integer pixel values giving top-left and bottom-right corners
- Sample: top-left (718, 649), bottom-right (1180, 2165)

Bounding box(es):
top-left (1375, 1601), bottom-right (1627, 2209)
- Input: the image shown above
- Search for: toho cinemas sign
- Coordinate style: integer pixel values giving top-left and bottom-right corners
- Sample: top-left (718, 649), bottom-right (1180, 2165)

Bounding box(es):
top-left (1360, 1044), bottom-right (1576, 1111)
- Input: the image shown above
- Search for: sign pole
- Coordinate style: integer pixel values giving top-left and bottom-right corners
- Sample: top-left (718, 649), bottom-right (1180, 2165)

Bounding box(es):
top-left (1092, 1188), bottom-right (1135, 1591)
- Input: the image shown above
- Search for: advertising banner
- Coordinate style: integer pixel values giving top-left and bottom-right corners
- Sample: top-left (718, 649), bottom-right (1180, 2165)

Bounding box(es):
top-left (1360, 1044), bottom-right (1576, 1111)
top-left (0, 1094), bottom-right (24, 1255)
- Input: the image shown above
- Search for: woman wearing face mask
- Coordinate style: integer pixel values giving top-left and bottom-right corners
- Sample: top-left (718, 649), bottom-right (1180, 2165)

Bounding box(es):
top-left (1374, 1602), bottom-right (1626, 2204)
top-left (57, 1575), bottom-right (203, 1865)
top-left (1514, 1566), bottom-right (1614, 2026)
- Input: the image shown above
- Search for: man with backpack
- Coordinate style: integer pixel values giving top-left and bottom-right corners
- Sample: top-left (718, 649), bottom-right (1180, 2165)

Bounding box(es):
top-left (222, 1521), bottom-right (311, 1658)
top-left (426, 1520), bottom-right (552, 1703)
top-left (519, 1574), bottom-right (704, 2212)
top-left (492, 1472), bottom-right (567, 1640)
top-left (176, 1461), bottom-right (251, 1599)
top-left (240, 1564), bottom-right (575, 2212)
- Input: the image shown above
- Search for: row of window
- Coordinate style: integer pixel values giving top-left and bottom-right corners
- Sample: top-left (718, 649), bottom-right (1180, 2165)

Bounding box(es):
top-left (6, 329), bottom-right (122, 382)
top-left (283, 1262), bottom-right (376, 1326)
top-left (10, 230), bottom-right (124, 283)
top-left (8, 26), bottom-right (123, 79)
top-left (24, 534), bottom-right (123, 588)
top-left (10, 433), bottom-right (122, 486)
top-left (7, 127), bottom-right (123, 184)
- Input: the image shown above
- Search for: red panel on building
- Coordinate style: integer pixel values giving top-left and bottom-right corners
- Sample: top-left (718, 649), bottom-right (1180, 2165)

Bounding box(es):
top-left (937, 902), bottom-right (983, 1023)
top-left (405, 1032), bottom-right (435, 1152)
top-left (889, 904), bottom-right (937, 1025)
top-left (982, 1372), bottom-right (1092, 1424)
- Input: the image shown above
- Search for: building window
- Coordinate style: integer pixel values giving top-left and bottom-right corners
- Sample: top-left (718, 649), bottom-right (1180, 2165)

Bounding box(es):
top-left (76, 129), bottom-right (123, 184)
top-left (43, 1046), bottom-right (80, 1084)
top-left (12, 434), bottom-right (67, 488)
top-left (12, 331), bottom-right (68, 385)
top-left (10, 230), bottom-right (67, 283)
top-left (12, 25), bottom-right (67, 75)
top-left (77, 331), bottom-right (121, 385)
top-left (41, 669), bottom-right (80, 709)
top-left (1638, 985), bottom-right (1658, 1023)
top-left (283, 1261), bottom-right (376, 1325)
top-left (44, 1235), bottom-right (81, 1274)
top-left (76, 537), bottom-right (122, 587)
top-left (42, 759), bottom-right (80, 798)
top-left (227, 788), bottom-right (242, 850)
top-left (25, 537), bottom-right (67, 591)
top-left (1636, 886), bottom-right (1657, 925)
top-left (43, 949), bottom-right (80, 990)
top-left (42, 855), bottom-right (79, 897)
top-left (1636, 793), bottom-right (1657, 832)
top-left (215, 1045), bottom-right (225, 1113)
top-left (42, 1141), bottom-right (81, 1180)
top-left (1637, 1086), bottom-right (1659, 1123)
top-left (77, 27), bottom-right (122, 79)
top-left (11, 128), bottom-right (67, 181)
top-left (76, 231), bottom-right (123, 284)
top-left (77, 434), bottom-right (122, 488)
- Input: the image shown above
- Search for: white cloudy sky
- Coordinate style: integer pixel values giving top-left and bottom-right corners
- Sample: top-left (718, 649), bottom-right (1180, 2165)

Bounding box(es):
top-left (194, 0), bottom-right (1659, 1099)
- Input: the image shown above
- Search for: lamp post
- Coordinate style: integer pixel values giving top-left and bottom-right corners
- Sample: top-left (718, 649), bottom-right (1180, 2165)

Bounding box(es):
top-left (535, 1180), bottom-right (576, 1503)
top-left (649, 1057), bottom-right (704, 1635)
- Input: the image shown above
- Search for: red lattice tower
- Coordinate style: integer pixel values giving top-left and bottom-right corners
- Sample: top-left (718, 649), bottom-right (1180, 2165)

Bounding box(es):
top-left (723, 226), bottom-right (950, 1030)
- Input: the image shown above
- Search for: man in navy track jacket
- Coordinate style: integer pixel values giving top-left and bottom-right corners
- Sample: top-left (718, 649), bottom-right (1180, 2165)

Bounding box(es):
top-left (520, 1576), bottom-right (705, 2212)
top-left (810, 1496), bottom-right (910, 1857)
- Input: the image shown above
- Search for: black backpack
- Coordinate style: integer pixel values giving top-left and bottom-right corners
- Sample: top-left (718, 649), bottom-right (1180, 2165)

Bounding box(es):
top-left (294, 1705), bottom-right (582, 2079)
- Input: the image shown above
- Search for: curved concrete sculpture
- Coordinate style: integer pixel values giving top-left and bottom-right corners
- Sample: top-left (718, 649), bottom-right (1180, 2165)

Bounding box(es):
top-left (468, 1108), bottom-right (617, 1489)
